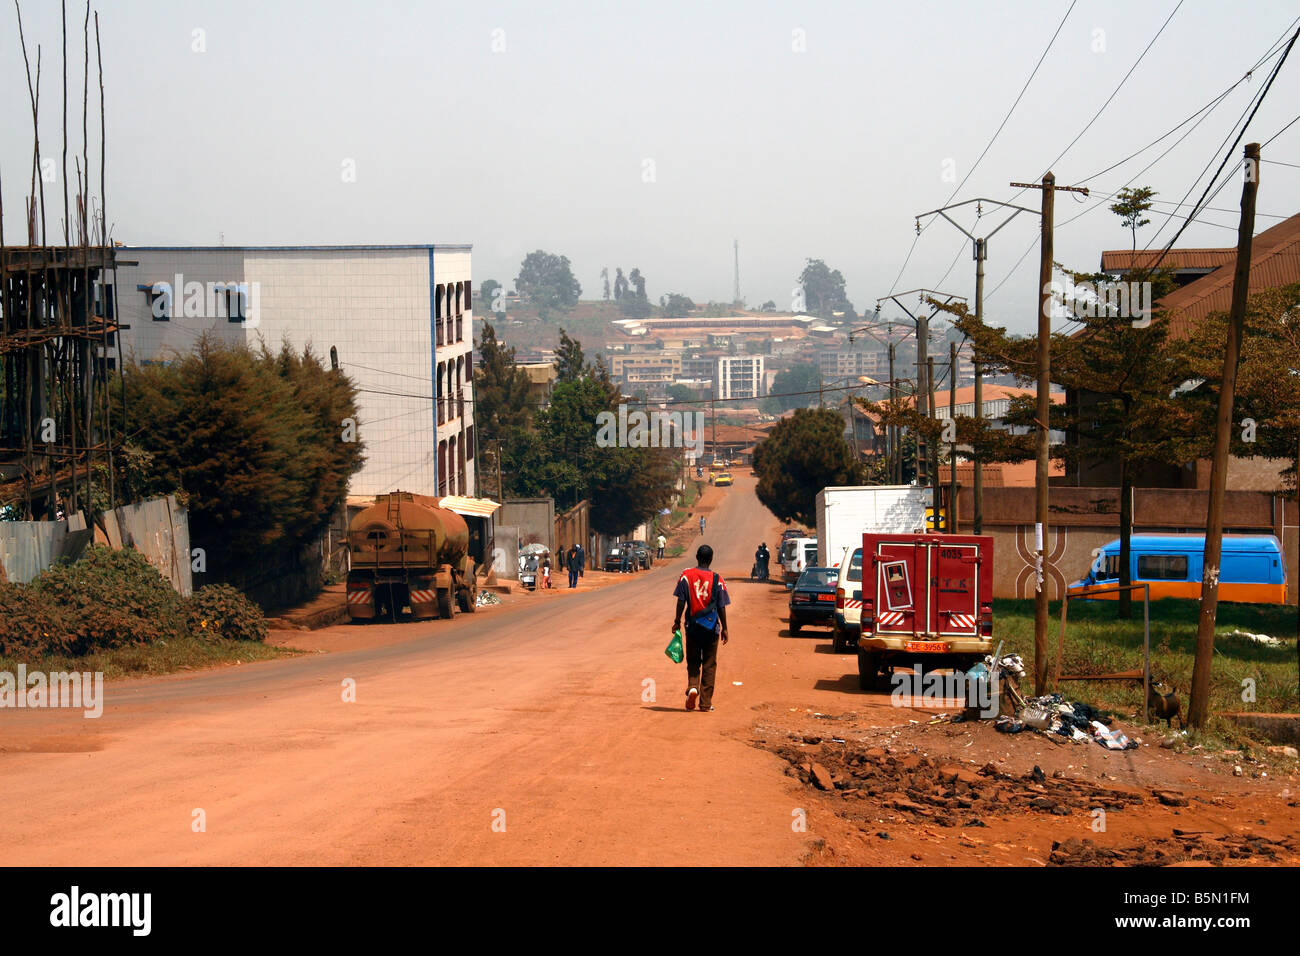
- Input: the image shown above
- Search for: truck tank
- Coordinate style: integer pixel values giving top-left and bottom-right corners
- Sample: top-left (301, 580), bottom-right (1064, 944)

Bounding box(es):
top-left (346, 492), bottom-right (475, 621)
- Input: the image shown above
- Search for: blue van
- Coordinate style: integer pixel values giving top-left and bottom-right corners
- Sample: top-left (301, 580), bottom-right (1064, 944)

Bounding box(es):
top-left (1070, 534), bottom-right (1286, 603)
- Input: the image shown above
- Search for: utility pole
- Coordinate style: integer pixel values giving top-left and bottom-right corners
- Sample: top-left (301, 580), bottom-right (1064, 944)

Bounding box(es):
top-left (889, 341), bottom-right (898, 483)
top-left (1011, 173), bottom-right (1088, 693)
top-left (1188, 144), bottom-right (1261, 729)
top-left (928, 355), bottom-right (938, 528)
top-left (973, 240), bottom-right (985, 533)
top-left (875, 291), bottom-right (966, 491)
top-left (916, 198), bottom-right (1036, 534)
top-left (734, 238), bottom-right (740, 305)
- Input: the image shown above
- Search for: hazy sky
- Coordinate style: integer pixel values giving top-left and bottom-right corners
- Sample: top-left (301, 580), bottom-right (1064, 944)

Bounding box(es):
top-left (3, 0), bottom-right (1298, 334)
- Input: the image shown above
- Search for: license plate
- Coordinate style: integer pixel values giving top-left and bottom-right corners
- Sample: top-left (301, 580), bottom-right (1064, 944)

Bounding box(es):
top-left (817, 594), bottom-right (835, 602)
top-left (906, 641), bottom-right (946, 653)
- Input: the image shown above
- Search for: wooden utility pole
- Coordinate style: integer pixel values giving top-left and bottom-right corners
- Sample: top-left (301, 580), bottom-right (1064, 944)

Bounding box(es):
top-left (973, 239), bottom-right (985, 533)
top-left (1188, 143), bottom-right (1261, 729)
top-left (1011, 173), bottom-right (1088, 693)
top-left (949, 340), bottom-right (958, 533)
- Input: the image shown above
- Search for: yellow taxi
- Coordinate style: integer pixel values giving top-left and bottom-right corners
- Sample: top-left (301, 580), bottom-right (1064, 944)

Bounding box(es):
top-left (715, 472), bottom-right (733, 487)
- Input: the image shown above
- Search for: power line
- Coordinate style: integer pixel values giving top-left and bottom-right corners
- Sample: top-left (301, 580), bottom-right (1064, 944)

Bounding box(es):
top-left (1137, 24), bottom-right (1300, 277)
top-left (885, 0), bottom-right (1076, 297)
top-left (1011, 0), bottom-right (1185, 203)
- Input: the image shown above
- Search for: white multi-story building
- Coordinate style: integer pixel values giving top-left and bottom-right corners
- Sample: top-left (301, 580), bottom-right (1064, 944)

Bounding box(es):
top-left (716, 355), bottom-right (765, 400)
top-left (112, 244), bottom-right (475, 499)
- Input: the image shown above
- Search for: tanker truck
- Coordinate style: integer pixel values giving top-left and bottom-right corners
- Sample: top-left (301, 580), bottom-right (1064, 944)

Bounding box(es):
top-left (346, 491), bottom-right (477, 622)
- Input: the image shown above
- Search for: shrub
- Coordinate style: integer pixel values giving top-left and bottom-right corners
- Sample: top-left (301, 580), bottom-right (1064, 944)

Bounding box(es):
top-left (27, 545), bottom-right (189, 654)
top-left (187, 584), bottom-right (267, 644)
top-left (0, 582), bottom-right (75, 657)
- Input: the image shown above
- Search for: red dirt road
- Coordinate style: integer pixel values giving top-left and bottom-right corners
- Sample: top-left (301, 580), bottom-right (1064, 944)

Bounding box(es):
top-left (0, 473), bottom-right (839, 865)
top-left (2, 471), bottom-right (1294, 866)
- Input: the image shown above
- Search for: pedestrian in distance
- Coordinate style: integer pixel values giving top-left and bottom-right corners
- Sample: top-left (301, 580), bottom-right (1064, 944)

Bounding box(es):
top-left (656, 533), bottom-right (666, 559)
top-left (672, 544), bottom-right (730, 713)
top-left (620, 542), bottom-right (632, 574)
top-left (566, 544), bottom-right (582, 588)
top-left (541, 553), bottom-right (552, 589)
top-left (698, 515), bottom-right (706, 536)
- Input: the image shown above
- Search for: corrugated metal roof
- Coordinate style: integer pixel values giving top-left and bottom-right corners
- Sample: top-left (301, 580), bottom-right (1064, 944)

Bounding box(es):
top-left (439, 495), bottom-right (502, 517)
top-left (1100, 248), bottom-right (1235, 272)
top-left (1157, 212), bottom-right (1300, 338)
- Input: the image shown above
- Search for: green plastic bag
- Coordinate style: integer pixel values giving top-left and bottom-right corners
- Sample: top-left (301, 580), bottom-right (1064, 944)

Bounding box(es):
top-left (665, 628), bottom-right (684, 664)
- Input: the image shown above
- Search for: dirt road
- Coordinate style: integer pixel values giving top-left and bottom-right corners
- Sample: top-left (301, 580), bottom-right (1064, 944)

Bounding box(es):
top-left (0, 472), bottom-right (838, 865)
top-left (2, 470), bottom-right (1295, 866)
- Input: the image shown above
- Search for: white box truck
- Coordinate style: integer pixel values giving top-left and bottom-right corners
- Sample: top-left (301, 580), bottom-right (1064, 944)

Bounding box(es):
top-left (815, 485), bottom-right (930, 569)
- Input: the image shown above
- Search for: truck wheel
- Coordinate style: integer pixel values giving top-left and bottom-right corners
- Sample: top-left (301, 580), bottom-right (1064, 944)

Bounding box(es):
top-left (857, 650), bottom-right (878, 691)
top-left (831, 621), bottom-right (845, 653)
top-left (437, 589), bottom-right (454, 620)
top-left (457, 586), bottom-right (475, 613)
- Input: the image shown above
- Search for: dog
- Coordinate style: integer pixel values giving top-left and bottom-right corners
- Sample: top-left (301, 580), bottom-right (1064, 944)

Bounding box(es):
top-left (1148, 680), bottom-right (1182, 728)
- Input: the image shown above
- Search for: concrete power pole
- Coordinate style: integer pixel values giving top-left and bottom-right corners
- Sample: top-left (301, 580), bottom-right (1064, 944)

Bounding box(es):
top-left (1188, 143), bottom-right (1261, 729)
top-left (1010, 173), bottom-right (1087, 693)
top-left (916, 199), bottom-right (1036, 533)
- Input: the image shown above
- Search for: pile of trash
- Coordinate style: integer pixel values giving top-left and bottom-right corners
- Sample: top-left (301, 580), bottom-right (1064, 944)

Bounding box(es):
top-left (994, 693), bottom-right (1137, 751)
top-left (475, 590), bottom-right (502, 607)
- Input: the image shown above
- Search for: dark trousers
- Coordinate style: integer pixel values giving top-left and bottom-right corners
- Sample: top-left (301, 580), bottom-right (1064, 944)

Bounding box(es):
top-left (568, 568), bottom-right (579, 587)
top-left (684, 623), bottom-right (720, 707)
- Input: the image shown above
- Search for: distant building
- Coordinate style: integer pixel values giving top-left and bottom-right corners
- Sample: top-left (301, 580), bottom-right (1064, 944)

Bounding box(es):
top-left (519, 363), bottom-right (557, 409)
top-left (716, 355), bottom-right (765, 400)
top-left (115, 243), bottom-right (476, 499)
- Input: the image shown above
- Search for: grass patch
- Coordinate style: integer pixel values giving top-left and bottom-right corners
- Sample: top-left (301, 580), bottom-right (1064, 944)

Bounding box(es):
top-left (992, 597), bottom-right (1297, 748)
top-left (0, 635), bottom-right (294, 682)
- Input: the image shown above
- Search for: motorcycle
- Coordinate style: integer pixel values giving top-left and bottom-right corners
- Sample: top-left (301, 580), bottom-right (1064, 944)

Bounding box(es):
top-left (520, 554), bottom-right (539, 591)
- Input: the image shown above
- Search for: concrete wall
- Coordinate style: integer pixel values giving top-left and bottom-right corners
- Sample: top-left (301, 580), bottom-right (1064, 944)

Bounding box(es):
top-left (491, 525), bottom-right (519, 580)
top-left (499, 498), bottom-right (556, 554)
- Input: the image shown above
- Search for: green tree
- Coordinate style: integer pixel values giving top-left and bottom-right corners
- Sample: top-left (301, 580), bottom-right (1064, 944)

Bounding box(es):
top-left (117, 336), bottom-right (363, 586)
top-left (478, 279), bottom-right (505, 319)
top-left (662, 292), bottom-right (695, 314)
top-left (1110, 186), bottom-right (1157, 251)
top-left (752, 408), bottom-right (864, 525)
top-left (474, 321), bottom-right (533, 497)
top-left (516, 250), bottom-right (582, 314)
top-left (799, 259), bottom-right (855, 318)
top-left (761, 362), bottom-right (820, 414)
top-left (601, 267), bottom-right (611, 300)
top-left (1176, 283), bottom-right (1300, 492)
top-left (554, 328), bottom-right (587, 384)
top-left (507, 371), bottom-right (675, 535)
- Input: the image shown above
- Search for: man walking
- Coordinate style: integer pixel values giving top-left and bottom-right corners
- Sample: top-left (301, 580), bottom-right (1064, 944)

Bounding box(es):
top-left (565, 544), bottom-right (582, 588)
top-left (672, 544), bottom-right (730, 713)
top-left (656, 533), bottom-right (666, 559)
top-left (698, 515), bottom-right (706, 536)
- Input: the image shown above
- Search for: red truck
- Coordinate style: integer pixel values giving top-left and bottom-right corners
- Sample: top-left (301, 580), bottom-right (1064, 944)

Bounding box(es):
top-left (856, 532), bottom-right (995, 690)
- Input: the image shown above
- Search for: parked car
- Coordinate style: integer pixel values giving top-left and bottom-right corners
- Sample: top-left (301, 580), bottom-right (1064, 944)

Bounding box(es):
top-left (780, 536), bottom-right (818, 584)
top-left (787, 567), bottom-right (839, 634)
top-left (604, 543), bottom-right (640, 572)
top-left (715, 472), bottom-right (733, 487)
top-left (1070, 533), bottom-right (1286, 603)
top-left (627, 540), bottom-right (654, 569)
top-left (831, 547), bottom-right (864, 654)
